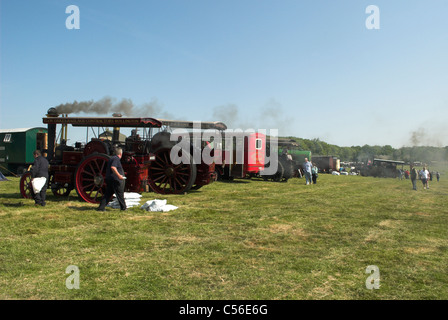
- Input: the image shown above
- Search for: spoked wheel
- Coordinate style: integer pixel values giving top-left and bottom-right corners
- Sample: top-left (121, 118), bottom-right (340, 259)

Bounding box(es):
top-left (50, 174), bottom-right (72, 197)
top-left (20, 171), bottom-right (33, 199)
top-left (261, 159), bottom-right (284, 182)
top-left (280, 158), bottom-right (294, 182)
top-left (75, 153), bottom-right (110, 203)
top-left (148, 148), bottom-right (197, 194)
top-left (272, 161), bottom-right (285, 182)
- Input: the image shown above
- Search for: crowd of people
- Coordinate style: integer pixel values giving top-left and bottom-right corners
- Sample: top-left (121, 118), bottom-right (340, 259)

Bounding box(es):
top-left (408, 164), bottom-right (440, 191)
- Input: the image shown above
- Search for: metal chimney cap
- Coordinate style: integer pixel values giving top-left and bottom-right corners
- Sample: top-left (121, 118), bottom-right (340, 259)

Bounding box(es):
top-left (47, 107), bottom-right (59, 117)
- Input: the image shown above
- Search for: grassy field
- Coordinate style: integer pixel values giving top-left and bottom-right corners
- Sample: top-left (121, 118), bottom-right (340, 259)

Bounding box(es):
top-left (1, 167), bottom-right (447, 300)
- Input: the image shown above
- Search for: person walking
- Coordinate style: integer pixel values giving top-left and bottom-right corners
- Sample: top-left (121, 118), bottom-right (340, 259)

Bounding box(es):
top-left (30, 150), bottom-right (49, 206)
top-left (97, 147), bottom-right (127, 211)
top-left (410, 164), bottom-right (418, 191)
top-left (312, 163), bottom-right (318, 184)
top-left (303, 158), bottom-right (313, 185)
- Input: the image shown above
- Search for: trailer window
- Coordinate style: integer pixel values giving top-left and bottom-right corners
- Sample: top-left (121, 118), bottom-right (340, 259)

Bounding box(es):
top-left (3, 134), bottom-right (11, 143)
top-left (255, 139), bottom-right (262, 150)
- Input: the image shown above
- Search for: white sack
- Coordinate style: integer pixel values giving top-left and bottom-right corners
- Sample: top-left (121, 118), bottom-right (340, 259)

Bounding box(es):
top-left (32, 177), bottom-right (47, 193)
top-left (141, 199), bottom-right (178, 212)
top-left (107, 192), bottom-right (142, 209)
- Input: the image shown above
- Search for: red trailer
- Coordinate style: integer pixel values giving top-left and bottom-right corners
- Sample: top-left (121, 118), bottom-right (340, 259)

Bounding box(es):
top-left (312, 155), bottom-right (340, 173)
top-left (214, 132), bottom-right (266, 180)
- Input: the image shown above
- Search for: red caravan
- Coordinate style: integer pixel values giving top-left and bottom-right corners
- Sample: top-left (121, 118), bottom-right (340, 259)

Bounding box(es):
top-left (214, 131), bottom-right (267, 180)
top-left (173, 127), bottom-right (268, 180)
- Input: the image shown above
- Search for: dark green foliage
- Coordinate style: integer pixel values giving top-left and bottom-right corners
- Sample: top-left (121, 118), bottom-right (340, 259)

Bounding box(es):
top-left (284, 136), bottom-right (447, 163)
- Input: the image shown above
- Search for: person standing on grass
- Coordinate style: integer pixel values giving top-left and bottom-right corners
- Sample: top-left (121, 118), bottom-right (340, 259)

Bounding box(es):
top-left (436, 171), bottom-right (440, 182)
top-left (312, 163), bottom-right (318, 184)
top-left (30, 150), bottom-right (49, 206)
top-left (419, 167), bottom-right (430, 190)
top-left (303, 158), bottom-right (313, 185)
top-left (410, 164), bottom-right (418, 191)
top-left (97, 147), bottom-right (126, 211)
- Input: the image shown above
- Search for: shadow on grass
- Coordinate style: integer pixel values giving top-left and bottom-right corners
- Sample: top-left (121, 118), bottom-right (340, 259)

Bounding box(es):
top-left (217, 180), bottom-right (251, 184)
top-left (67, 206), bottom-right (97, 211)
top-left (0, 193), bottom-right (24, 200)
top-left (1, 201), bottom-right (26, 207)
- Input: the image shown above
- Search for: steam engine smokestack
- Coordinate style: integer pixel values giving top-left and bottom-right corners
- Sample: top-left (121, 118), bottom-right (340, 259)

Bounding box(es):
top-left (46, 107), bottom-right (59, 161)
top-left (112, 113), bottom-right (122, 143)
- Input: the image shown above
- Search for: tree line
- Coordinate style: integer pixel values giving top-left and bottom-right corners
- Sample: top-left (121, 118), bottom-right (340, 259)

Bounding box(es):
top-left (285, 137), bottom-right (448, 164)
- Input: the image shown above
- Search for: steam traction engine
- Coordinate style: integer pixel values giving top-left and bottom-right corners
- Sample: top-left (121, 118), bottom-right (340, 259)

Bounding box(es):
top-left (19, 109), bottom-right (227, 203)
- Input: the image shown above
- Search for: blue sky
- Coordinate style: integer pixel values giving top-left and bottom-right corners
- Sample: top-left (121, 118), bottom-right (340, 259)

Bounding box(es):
top-left (1, 0), bottom-right (447, 148)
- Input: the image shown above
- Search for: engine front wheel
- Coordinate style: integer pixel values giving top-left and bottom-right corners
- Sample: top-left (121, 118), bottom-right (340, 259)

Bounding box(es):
top-left (50, 174), bottom-right (73, 197)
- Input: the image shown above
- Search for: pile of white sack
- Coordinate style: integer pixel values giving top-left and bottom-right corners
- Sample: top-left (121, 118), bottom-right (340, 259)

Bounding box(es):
top-left (107, 192), bottom-right (142, 209)
top-left (141, 199), bottom-right (178, 212)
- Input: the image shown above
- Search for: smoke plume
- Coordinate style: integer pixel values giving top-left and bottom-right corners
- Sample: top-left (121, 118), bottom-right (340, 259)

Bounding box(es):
top-left (55, 96), bottom-right (174, 118)
top-left (212, 104), bottom-right (240, 128)
top-left (211, 99), bottom-right (292, 134)
top-left (409, 127), bottom-right (447, 147)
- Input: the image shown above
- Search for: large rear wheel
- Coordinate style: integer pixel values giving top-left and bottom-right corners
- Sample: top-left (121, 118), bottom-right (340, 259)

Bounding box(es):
top-left (75, 153), bottom-right (110, 203)
top-left (148, 148), bottom-right (197, 194)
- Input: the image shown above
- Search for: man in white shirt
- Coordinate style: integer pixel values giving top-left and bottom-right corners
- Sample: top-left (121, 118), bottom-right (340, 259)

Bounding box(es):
top-left (419, 167), bottom-right (429, 189)
top-left (303, 158), bottom-right (313, 185)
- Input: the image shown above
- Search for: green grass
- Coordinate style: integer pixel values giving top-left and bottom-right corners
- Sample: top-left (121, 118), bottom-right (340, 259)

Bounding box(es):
top-left (1, 167), bottom-right (447, 300)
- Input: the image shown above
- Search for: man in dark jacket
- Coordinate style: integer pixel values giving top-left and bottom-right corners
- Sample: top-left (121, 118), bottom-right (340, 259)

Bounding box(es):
top-left (410, 164), bottom-right (418, 191)
top-left (31, 150), bottom-right (49, 206)
top-left (97, 147), bottom-right (126, 211)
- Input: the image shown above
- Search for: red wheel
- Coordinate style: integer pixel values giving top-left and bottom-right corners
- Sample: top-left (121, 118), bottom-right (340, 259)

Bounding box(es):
top-left (75, 154), bottom-right (110, 203)
top-left (20, 171), bottom-right (33, 199)
top-left (148, 148), bottom-right (197, 194)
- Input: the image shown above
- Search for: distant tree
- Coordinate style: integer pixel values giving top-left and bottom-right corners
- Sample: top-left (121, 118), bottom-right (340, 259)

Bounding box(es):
top-left (351, 146), bottom-right (361, 162)
top-left (312, 138), bottom-right (323, 155)
top-left (381, 145), bottom-right (394, 156)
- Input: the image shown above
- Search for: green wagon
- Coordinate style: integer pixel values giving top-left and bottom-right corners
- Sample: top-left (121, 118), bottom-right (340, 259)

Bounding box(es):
top-left (0, 127), bottom-right (48, 175)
